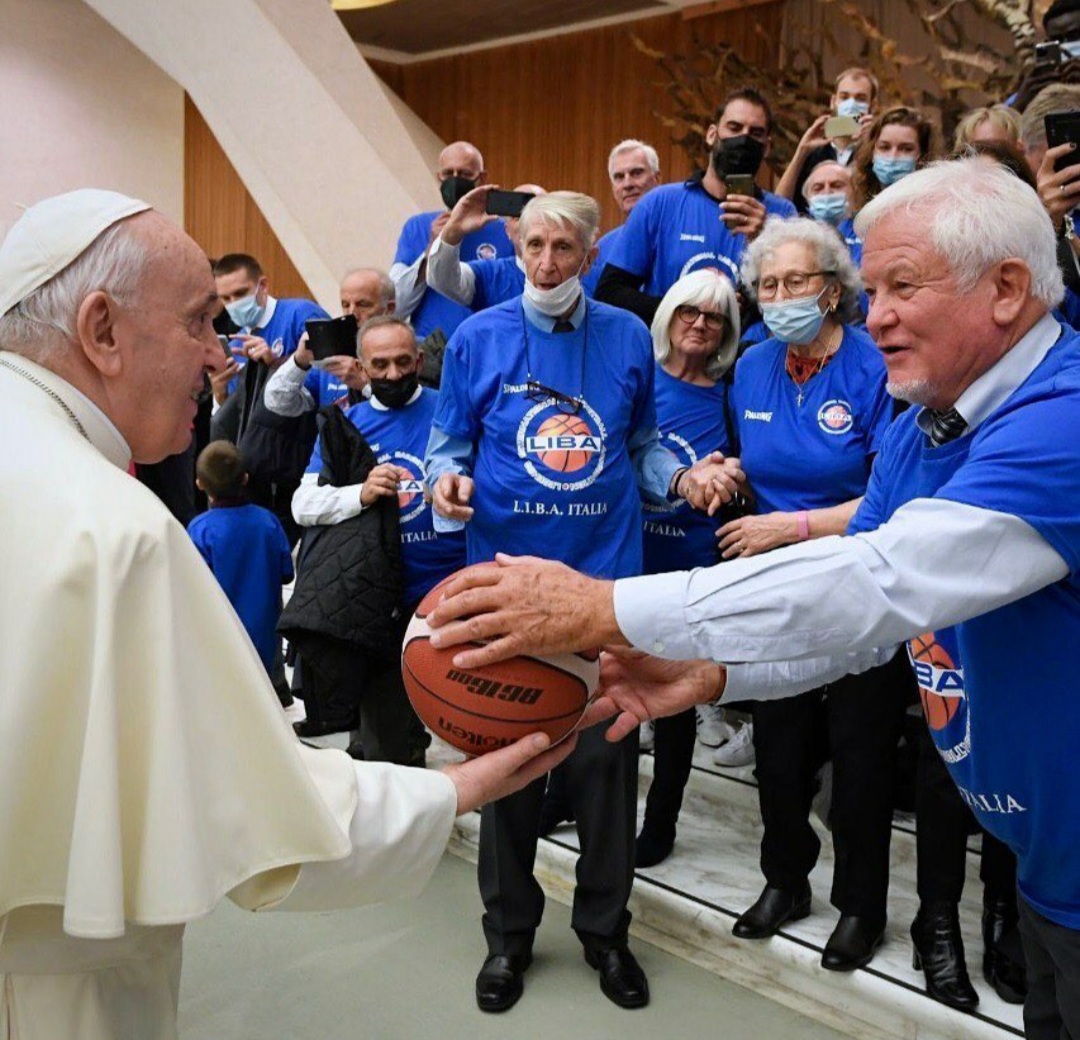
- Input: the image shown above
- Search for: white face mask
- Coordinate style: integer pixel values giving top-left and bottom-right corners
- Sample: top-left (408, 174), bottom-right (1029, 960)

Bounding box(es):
top-left (523, 258), bottom-right (587, 317)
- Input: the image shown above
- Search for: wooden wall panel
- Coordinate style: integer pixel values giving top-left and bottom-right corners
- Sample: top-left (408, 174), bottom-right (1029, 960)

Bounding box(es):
top-left (368, 3), bottom-right (785, 233)
top-left (183, 96), bottom-right (313, 300)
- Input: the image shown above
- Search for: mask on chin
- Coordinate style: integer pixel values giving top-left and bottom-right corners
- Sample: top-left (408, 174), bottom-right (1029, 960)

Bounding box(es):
top-left (710, 134), bottom-right (766, 180)
top-left (370, 372), bottom-right (419, 409)
top-left (523, 260), bottom-right (587, 318)
top-left (440, 176), bottom-right (477, 210)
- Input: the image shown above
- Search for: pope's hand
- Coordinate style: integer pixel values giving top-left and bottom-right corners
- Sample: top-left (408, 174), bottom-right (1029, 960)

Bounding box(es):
top-left (426, 553), bottom-right (624, 669)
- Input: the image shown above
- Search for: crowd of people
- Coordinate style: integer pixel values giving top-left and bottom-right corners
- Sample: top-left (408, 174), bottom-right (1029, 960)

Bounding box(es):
top-left (5, 6), bottom-right (1080, 1036)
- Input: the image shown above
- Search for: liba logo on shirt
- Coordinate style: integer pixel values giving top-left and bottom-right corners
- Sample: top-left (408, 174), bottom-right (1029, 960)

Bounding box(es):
top-left (817, 399), bottom-right (854, 435)
top-left (475, 243), bottom-right (497, 261)
top-left (379, 450), bottom-right (428, 523)
top-left (516, 399), bottom-right (608, 492)
top-left (908, 631), bottom-right (970, 765)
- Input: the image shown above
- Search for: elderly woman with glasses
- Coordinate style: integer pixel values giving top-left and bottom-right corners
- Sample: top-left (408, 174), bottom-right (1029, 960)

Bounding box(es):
top-left (632, 269), bottom-right (742, 867)
top-left (719, 216), bottom-right (913, 972)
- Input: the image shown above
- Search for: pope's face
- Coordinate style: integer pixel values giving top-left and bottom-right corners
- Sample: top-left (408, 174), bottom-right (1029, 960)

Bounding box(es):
top-left (111, 216), bottom-right (224, 462)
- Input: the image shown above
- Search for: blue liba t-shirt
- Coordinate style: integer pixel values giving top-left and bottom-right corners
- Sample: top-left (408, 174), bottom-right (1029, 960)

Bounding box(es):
top-left (305, 388), bottom-right (466, 607)
top-left (730, 325), bottom-right (893, 514)
top-left (432, 299), bottom-right (655, 579)
top-left (643, 365), bottom-right (731, 575)
top-left (582, 224), bottom-right (624, 297)
top-left (395, 211), bottom-right (514, 338)
top-left (847, 329), bottom-right (1080, 928)
top-left (303, 367), bottom-right (350, 408)
top-left (469, 256), bottom-right (525, 312)
top-left (227, 297), bottom-right (329, 394)
top-left (187, 503), bottom-right (294, 671)
top-left (608, 179), bottom-right (797, 295)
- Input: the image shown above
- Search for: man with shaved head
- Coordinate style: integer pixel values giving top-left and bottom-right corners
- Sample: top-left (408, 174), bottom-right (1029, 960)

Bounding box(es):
top-left (390, 140), bottom-right (515, 339)
top-left (0, 189), bottom-right (575, 1039)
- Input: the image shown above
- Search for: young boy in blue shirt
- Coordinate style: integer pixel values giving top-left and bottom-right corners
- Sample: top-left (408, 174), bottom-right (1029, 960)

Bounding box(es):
top-left (188, 442), bottom-right (294, 703)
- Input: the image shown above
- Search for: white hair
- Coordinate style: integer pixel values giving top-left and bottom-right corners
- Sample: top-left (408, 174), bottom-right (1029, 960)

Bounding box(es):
top-left (608, 139), bottom-right (660, 179)
top-left (342, 266), bottom-right (395, 306)
top-left (651, 269), bottom-right (740, 380)
top-left (741, 215), bottom-right (864, 324)
top-left (854, 158), bottom-right (1064, 307)
top-left (519, 191), bottom-right (600, 249)
top-left (0, 219), bottom-right (150, 363)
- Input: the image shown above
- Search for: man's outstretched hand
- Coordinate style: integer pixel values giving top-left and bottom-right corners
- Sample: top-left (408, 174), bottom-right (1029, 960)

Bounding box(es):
top-left (426, 554), bottom-right (625, 669)
top-left (595, 647), bottom-right (725, 742)
top-left (444, 729), bottom-right (580, 814)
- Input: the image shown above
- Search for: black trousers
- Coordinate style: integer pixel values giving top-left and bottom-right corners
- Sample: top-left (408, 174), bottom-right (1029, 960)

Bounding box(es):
top-left (478, 720), bottom-right (638, 958)
top-left (1019, 896), bottom-right (1080, 1040)
top-left (751, 651), bottom-right (912, 924)
top-left (641, 707), bottom-right (697, 832)
top-left (914, 722), bottom-right (1017, 903)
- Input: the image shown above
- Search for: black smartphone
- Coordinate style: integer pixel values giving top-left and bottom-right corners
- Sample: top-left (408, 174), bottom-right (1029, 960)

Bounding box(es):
top-left (1045, 111), bottom-right (1080, 172)
top-left (305, 315), bottom-right (359, 362)
top-left (723, 174), bottom-right (757, 197)
top-left (1035, 41), bottom-right (1062, 68)
top-left (485, 189), bottom-right (535, 218)
top-left (216, 334), bottom-right (233, 360)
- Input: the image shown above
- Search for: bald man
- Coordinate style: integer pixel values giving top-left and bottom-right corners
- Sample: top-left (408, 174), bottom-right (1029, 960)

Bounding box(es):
top-left (390, 141), bottom-right (515, 339)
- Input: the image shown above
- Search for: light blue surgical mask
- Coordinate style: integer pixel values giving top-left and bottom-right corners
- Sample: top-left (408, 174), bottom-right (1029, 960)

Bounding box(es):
top-left (872, 155), bottom-right (917, 187)
top-left (807, 193), bottom-right (849, 226)
top-left (836, 97), bottom-right (870, 120)
top-left (225, 292), bottom-right (264, 329)
top-left (761, 286), bottom-right (830, 345)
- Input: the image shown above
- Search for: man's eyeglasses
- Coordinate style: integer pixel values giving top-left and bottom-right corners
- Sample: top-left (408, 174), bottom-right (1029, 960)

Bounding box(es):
top-left (755, 270), bottom-right (836, 301)
top-left (674, 304), bottom-right (726, 330)
top-left (526, 379), bottom-right (583, 415)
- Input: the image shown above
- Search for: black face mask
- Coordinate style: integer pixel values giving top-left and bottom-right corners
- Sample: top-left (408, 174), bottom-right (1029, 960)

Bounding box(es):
top-left (370, 371), bottom-right (419, 409)
top-left (710, 134), bottom-right (766, 179)
top-left (440, 175), bottom-right (477, 210)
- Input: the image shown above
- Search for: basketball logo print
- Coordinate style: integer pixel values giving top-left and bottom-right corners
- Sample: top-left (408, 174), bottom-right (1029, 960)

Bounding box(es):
top-left (517, 399), bottom-right (608, 492)
top-left (818, 399), bottom-right (854, 435)
top-left (909, 632), bottom-right (964, 730)
top-left (380, 450), bottom-right (428, 523)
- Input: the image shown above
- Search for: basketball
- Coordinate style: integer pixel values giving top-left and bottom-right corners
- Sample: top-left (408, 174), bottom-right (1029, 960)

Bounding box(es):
top-left (535, 413), bottom-right (594, 472)
top-left (910, 633), bottom-right (961, 730)
top-left (401, 566), bottom-right (599, 755)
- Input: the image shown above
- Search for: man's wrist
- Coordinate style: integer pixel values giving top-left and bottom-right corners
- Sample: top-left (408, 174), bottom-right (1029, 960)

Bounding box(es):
top-left (670, 466), bottom-right (689, 499)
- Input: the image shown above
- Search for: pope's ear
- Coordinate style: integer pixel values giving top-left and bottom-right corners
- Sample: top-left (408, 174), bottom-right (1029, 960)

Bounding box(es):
top-left (75, 291), bottom-right (124, 377)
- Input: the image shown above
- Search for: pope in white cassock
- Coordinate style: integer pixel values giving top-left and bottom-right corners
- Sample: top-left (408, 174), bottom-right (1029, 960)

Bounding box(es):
top-left (0, 190), bottom-right (575, 1040)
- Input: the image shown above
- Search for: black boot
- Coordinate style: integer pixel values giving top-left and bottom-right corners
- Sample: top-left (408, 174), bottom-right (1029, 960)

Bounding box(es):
top-left (982, 891), bottom-right (1027, 1004)
top-left (911, 901), bottom-right (979, 1012)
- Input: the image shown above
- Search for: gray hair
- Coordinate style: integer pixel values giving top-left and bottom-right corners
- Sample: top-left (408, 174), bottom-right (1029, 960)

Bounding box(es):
top-left (651, 269), bottom-right (740, 380)
top-left (357, 314), bottom-right (418, 355)
top-left (519, 191), bottom-right (600, 249)
top-left (740, 216), bottom-right (864, 324)
top-left (854, 158), bottom-right (1064, 307)
top-left (343, 266), bottom-right (395, 307)
top-left (1020, 84), bottom-right (1080, 150)
top-left (0, 219), bottom-right (150, 363)
top-left (608, 139), bottom-right (660, 179)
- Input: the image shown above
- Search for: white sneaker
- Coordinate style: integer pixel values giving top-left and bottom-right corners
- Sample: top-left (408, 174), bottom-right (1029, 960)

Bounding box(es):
top-left (638, 719), bottom-right (655, 752)
top-left (695, 703), bottom-right (734, 748)
top-left (713, 722), bottom-right (754, 767)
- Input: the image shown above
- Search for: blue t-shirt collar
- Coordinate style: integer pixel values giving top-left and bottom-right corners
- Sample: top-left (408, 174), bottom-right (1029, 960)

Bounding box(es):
top-left (521, 291), bottom-right (587, 332)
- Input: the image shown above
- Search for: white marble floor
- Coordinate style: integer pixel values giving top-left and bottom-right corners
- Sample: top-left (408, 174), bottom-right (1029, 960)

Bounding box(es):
top-left (418, 733), bottom-right (1025, 1040)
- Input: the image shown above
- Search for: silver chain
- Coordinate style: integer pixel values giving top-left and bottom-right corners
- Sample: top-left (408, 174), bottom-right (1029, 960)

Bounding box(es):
top-left (0, 354), bottom-right (89, 441)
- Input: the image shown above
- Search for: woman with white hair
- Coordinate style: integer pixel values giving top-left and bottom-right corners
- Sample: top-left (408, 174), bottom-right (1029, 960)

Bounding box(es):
top-left (634, 269), bottom-right (741, 867)
top-left (720, 216), bottom-right (912, 971)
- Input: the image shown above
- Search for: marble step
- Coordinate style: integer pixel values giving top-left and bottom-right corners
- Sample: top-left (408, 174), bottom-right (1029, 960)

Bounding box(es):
top-left (437, 738), bottom-right (1024, 1040)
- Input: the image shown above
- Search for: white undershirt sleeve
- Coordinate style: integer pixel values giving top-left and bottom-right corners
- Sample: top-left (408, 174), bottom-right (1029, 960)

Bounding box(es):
top-left (425, 237), bottom-right (477, 306)
top-left (291, 472), bottom-right (367, 526)
top-left (614, 497), bottom-right (1068, 669)
top-left (263, 355), bottom-right (315, 417)
top-left (390, 257), bottom-right (427, 319)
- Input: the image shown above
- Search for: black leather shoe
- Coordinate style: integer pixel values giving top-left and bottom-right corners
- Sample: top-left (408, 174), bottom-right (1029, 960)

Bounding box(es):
top-left (983, 893), bottom-right (1027, 1004)
top-left (475, 952), bottom-right (532, 1013)
top-left (584, 946), bottom-right (649, 1008)
top-left (635, 823), bottom-right (675, 868)
top-left (733, 882), bottom-right (812, 939)
top-left (293, 718), bottom-right (353, 738)
top-left (821, 915), bottom-right (885, 971)
top-left (911, 901), bottom-right (979, 1012)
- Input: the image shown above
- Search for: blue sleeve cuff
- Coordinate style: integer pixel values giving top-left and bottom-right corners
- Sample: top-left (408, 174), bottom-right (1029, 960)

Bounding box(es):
top-left (424, 426), bottom-right (475, 490)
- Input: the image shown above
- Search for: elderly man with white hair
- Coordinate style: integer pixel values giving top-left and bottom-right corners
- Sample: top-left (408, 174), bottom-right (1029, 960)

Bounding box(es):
top-left (425, 159), bottom-right (1080, 1040)
top-left (423, 191), bottom-right (743, 1014)
top-left (0, 189), bottom-right (577, 1040)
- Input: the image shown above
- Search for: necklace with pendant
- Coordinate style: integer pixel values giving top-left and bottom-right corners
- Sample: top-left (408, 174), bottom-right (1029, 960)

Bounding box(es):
top-left (791, 327), bottom-right (840, 407)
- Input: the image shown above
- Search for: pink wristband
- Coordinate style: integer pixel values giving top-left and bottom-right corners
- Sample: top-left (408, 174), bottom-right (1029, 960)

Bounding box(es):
top-left (796, 511), bottom-right (810, 541)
